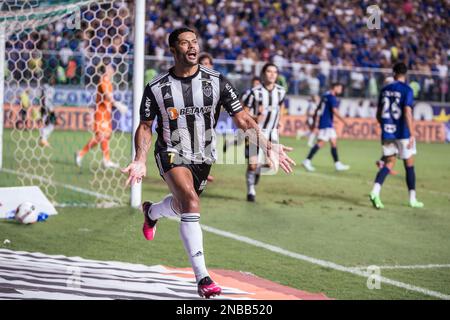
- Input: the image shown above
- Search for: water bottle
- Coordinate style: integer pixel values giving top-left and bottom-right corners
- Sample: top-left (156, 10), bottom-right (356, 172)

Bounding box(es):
top-left (37, 213), bottom-right (49, 222)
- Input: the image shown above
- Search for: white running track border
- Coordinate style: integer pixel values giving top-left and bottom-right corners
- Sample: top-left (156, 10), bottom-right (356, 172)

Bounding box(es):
top-left (2, 167), bottom-right (449, 299)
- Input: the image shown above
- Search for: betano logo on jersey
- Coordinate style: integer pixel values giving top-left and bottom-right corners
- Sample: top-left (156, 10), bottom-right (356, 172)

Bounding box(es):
top-left (167, 106), bottom-right (212, 120)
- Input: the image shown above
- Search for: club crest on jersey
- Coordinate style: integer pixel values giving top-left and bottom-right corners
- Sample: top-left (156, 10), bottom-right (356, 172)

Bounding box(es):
top-left (167, 107), bottom-right (179, 120)
top-left (203, 83), bottom-right (212, 98)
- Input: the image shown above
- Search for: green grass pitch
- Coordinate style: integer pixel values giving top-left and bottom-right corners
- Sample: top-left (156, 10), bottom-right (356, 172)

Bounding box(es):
top-left (1, 128), bottom-right (450, 299)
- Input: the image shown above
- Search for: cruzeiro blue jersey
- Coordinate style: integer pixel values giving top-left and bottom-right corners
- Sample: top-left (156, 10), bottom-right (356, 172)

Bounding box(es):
top-left (318, 92), bottom-right (339, 129)
top-left (378, 81), bottom-right (414, 140)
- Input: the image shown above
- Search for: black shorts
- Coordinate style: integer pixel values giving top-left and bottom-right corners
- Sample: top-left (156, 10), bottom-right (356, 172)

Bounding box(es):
top-left (154, 151), bottom-right (211, 196)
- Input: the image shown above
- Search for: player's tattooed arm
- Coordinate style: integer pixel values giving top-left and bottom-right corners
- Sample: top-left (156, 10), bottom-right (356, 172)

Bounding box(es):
top-left (134, 120), bottom-right (153, 163)
top-left (233, 111), bottom-right (296, 173)
top-left (121, 120), bottom-right (153, 186)
top-left (233, 109), bottom-right (269, 149)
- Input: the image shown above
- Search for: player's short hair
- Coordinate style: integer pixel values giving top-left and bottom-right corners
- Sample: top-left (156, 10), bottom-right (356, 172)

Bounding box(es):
top-left (331, 82), bottom-right (343, 89)
top-left (261, 63), bottom-right (278, 75)
top-left (393, 62), bottom-right (408, 75)
top-left (199, 52), bottom-right (213, 65)
top-left (251, 76), bottom-right (260, 83)
top-left (168, 27), bottom-right (196, 48)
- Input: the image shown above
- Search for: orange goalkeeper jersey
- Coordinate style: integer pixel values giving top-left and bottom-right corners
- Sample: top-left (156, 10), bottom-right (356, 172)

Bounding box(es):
top-left (94, 75), bottom-right (113, 132)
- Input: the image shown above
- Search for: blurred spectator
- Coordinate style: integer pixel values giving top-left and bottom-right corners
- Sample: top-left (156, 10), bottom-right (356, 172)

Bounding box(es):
top-left (409, 79), bottom-right (421, 99)
top-left (368, 73), bottom-right (378, 99)
top-left (4, 0), bottom-right (448, 102)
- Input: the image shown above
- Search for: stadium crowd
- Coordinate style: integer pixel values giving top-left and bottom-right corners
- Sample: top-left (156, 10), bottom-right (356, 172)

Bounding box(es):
top-left (4, 0), bottom-right (449, 101)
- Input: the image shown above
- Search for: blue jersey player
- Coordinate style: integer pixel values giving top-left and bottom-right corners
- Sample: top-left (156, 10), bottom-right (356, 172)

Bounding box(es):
top-left (302, 83), bottom-right (350, 172)
top-left (369, 63), bottom-right (424, 209)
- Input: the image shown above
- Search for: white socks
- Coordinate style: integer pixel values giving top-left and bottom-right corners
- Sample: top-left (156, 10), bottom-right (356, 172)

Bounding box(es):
top-left (371, 183), bottom-right (381, 196)
top-left (179, 213), bottom-right (209, 283)
top-left (148, 194), bottom-right (179, 220)
top-left (40, 124), bottom-right (54, 140)
top-left (149, 197), bottom-right (209, 283)
top-left (307, 132), bottom-right (316, 147)
top-left (246, 170), bottom-right (256, 195)
top-left (409, 190), bottom-right (416, 203)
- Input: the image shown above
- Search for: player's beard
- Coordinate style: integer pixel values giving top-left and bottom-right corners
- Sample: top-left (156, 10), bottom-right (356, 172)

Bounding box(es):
top-left (185, 54), bottom-right (198, 66)
top-left (176, 50), bottom-right (198, 67)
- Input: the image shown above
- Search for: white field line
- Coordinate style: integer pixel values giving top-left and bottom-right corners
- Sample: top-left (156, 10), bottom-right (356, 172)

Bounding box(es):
top-left (295, 169), bottom-right (450, 198)
top-left (1, 168), bottom-right (116, 201)
top-left (168, 217), bottom-right (450, 300)
top-left (3, 168), bottom-right (449, 299)
top-left (351, 264), bottom-right (450, 270)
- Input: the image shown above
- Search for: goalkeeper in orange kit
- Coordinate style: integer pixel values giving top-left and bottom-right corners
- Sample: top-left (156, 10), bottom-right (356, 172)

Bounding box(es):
top-left (75, 63), bottom-right (127, 169)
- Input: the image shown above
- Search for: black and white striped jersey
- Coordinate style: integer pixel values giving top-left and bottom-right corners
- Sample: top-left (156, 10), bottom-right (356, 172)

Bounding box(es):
top-left (140, 65), bottom-right (243, 163)
top-left (240, 88), bottom-right (253, 106)
top-left (244, 84), bottom-right (286, 132)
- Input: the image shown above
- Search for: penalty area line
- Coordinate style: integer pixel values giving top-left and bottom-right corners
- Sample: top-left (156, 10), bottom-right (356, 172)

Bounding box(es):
top-left (1, 168), bottom-right (116, 202)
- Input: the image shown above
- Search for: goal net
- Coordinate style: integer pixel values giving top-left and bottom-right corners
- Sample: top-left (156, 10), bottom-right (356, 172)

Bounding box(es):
top-left (0, 0), bottom-right (135, 207)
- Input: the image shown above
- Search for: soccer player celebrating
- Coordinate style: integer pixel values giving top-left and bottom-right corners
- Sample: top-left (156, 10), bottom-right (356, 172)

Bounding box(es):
top-left (369, 63), bottom-right (424, 209)
top-left (121, 28), bottom-right (295, 298)
top-left (76, 63), bottom-right (121, 169)
top-left (198, 52), bottom-right (215, 182)
top-left (302, 83), bottom-right (350, 172)
top-left (39, 78), bottom-right (57, 147)
top-left (243, 63), bottom-right (286, 202)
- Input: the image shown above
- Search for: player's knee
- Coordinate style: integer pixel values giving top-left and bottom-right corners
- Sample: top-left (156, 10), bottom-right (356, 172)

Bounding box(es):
top-left (404, 157), bottom-right (414, 167)
top-left (179, 191), bottom-right (200, 213)
top-left (385, 157), bottom-right (396, 169)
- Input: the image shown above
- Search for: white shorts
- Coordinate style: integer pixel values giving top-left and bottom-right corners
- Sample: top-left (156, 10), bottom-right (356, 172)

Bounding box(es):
top-left (317, 128), bottom-right (337, 142)
top-left (382, 139), bottom-right (417, 160)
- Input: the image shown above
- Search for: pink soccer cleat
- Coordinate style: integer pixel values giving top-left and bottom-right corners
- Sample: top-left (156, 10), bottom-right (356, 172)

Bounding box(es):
top-left (142, 202), bottom-right (157, 241)
top-left (197, 276), bottom-right (222, 299)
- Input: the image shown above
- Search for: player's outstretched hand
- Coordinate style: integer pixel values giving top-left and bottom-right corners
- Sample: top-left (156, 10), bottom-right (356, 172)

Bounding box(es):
top-left (269, 144), bottom-right (296, 174)
top-left (121, 161), bottom-right (147, 186)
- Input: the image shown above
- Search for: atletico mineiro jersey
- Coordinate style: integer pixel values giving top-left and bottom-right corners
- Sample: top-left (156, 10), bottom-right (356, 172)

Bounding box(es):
top-left (140, 65), bottom-right (243, 163)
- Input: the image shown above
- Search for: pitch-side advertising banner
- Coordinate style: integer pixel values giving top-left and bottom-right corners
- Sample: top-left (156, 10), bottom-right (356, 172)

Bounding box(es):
top-left (3, 89), bottom-right (449, 142)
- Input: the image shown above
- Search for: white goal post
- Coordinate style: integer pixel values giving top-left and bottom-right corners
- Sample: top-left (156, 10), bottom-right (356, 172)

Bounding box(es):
top-left (0, 0), bottom-right (145, 208)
